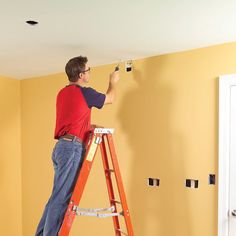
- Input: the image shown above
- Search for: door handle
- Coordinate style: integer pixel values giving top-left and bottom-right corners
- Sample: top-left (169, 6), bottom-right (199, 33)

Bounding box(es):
top-left (232, 210), bottom-right (236, 217)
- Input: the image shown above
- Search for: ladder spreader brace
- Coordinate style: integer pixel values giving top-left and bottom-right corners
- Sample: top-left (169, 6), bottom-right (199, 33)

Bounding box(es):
top-left (73, 205), bottom-right (123, 218)
top-left (58, 127), bottom-right (134, 236)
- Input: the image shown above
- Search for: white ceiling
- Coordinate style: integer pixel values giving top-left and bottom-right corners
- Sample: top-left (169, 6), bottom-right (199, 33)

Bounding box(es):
top-left (1, 0), bottom-right (236, 79)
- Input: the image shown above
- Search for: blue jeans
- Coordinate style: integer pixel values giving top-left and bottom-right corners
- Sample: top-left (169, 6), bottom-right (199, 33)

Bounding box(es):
top-left (35, 138), bottom-right (85, 236)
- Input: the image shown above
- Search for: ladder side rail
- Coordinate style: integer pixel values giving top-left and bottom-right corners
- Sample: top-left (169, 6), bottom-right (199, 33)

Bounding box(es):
top-left (106, 134), bottom-right (134, 236)
top-left (100, 136), bottom-right (121, 236)
top-left (58, 133), bottom-right (101, 236)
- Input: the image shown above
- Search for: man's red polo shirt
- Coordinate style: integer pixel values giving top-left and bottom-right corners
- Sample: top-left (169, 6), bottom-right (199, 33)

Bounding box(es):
top-left (54, 84), bottom-right (105, 142)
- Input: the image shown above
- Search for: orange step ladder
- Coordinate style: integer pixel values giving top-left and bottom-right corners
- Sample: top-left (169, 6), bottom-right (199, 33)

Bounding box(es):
top-left (58, 127), bottom-right (134, 236)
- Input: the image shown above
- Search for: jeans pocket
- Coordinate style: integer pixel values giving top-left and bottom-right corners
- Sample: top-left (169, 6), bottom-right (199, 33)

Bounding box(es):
top-left (54, 141), bottom-right (75, 166)
top-left (58, 148), bottom-right (75, 166)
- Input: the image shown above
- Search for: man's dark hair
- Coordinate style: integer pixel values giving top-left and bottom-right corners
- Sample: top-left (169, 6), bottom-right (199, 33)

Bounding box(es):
top-left (65, 56), bottom-right (88, 82)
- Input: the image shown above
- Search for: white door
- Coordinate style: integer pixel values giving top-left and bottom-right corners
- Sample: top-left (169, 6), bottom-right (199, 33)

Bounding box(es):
top-left (229, 85), bottom-right (236, 235)
top-left (218, 74), bottom-right (236, 236)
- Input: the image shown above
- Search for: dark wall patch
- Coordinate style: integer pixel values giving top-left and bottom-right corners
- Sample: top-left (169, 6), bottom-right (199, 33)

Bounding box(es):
top-left (186, 179), bottom-right (199, 188)
top-left (148, 178), bottom-right (160, 187)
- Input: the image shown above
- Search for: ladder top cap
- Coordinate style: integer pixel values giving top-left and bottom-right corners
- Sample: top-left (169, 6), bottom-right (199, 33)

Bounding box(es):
top-left (94, 128), bottom-right (114, 134)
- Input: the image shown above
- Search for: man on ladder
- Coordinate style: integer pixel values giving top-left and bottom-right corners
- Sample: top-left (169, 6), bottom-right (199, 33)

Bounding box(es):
top-left (35, 56), bottom-right (119, 236)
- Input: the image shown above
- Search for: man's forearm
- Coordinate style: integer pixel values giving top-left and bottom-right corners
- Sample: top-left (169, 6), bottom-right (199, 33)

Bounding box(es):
top-left (105, 82), bottom-right (116, 104)
top-left (104, 70), bottom-right (119, 105)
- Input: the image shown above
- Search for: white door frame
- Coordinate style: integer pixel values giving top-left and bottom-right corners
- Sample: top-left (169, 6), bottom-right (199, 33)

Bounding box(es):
top-left (218, 74), bottom-right (236, 236)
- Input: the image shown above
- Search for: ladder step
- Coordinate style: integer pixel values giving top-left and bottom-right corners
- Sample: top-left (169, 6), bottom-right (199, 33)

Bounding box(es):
top-left (106, 169), bottom-right (114, 173)
top-left (94, 128), bottom-right (114, 134)
top-left (116, 229), bottom-right (128, 236)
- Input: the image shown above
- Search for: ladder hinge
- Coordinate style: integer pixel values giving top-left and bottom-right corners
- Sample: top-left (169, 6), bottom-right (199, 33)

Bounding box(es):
top-left (95, 136), bottom-right (102, 144)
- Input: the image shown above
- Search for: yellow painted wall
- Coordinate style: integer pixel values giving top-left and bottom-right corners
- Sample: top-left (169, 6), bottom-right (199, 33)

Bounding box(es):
top-left (21, 73), bottom-right (66, 236)
top-left (0, 76), bottom-right (22, 236)
top-left (21, 42), bottom-right (236, 236)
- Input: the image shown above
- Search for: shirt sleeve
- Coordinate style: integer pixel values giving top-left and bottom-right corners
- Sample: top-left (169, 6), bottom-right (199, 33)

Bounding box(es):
top-left (80, 87), bottom-right (106, 109)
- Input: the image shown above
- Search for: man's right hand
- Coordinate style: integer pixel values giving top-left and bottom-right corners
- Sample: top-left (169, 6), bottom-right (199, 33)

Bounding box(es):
top-left (109, 71), bottom-right (120, 84)
top-left (104, 71), bottom-right (119, 105)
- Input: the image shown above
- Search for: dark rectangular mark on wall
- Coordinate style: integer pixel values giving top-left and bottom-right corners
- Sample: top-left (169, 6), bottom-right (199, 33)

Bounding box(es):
top-left (209, 174), bottom-right (216, 185)
top-left (148, 178), bottom-right (160, 187)
top-left (186, 179), bottom-right (199, 188)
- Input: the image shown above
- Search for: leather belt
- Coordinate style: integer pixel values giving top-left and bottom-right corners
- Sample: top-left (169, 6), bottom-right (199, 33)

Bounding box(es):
top-left (60, 134), bottom-right (83, 144)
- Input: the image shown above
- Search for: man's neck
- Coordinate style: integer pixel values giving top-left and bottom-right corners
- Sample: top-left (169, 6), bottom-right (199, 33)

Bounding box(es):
top-left (69, 81), bottom-right (84, 87)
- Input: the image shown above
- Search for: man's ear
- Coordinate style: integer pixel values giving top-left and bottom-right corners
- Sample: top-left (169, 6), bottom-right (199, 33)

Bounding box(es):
top-left (78, 73), bottom-right (83, 79)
